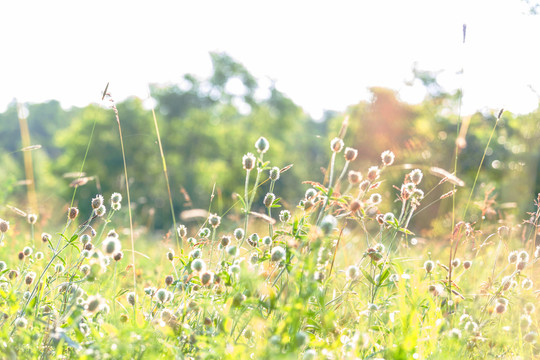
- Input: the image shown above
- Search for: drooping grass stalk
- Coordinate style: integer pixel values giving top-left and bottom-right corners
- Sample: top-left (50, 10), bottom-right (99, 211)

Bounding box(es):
top-left (110, 100), bottom-right (137, 316)
top-left (150, 104), bottom-right (180, 250)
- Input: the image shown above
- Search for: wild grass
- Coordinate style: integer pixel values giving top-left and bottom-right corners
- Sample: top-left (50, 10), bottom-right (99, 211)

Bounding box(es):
top-left (0, 98), bottom-right (538, 360)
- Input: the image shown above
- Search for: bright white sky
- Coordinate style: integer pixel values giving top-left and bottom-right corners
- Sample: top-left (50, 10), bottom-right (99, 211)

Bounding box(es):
top-left (1, 0), bottom-right (539, 118)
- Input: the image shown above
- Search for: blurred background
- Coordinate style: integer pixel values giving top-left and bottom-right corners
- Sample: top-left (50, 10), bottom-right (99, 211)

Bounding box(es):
top-left (1, 0), bottom-right (540, 237)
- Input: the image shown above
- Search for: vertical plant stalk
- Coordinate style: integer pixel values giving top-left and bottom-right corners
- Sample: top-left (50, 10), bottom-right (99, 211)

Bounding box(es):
top-left (462, 109), bottom-right (502, 220)
top-left (316, 151), bottom-right (337, 226)
top-left (150, 105), bottom-right (180, 249)
top-left (17, 103), bottom-right (38, 242)
top-left (111, 103), bottom-right (137, 315)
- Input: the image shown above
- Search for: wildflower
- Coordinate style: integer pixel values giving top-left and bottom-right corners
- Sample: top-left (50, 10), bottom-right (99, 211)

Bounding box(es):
top-left (111, 202), bottom-right (121, 211)
top-left (250, 252), bottom-right (259, 264)
top-left (27, 213), bottom-right (38, 225)
top-left (126, 292), bottom-right (136, 306)
top-left (330, 137), bottom-right (344, 153)
top-left (242, 153), bottom-right (256, 171)
top-left (366, 166), bottom-right (380, 181)
top-left (516, 260), bottom-right (527, 271)
top-left (91, 195), bottom-right (104, 209)
top-left (176, 225), bottom-right (187, 238)
top-left (102, 236), bottom-right (121, 255)
top-left (200, 271), bottom-right (214, 286)
top-left (86, 295), bottom-right (104, 314)
top-left (263, 193), bottom-right (275, 208)
top-left (518, 250), bottom-right (529, 262)
top-left (113, 251), bottom-right (124, 261)
top-left (349, 200), bottom-right (361, 212)
top-left (383, 212), bottom-right (395, 224)
top-left (269, 167), bottom-right (280, 181)
top-left (320, 215), bottom-right (337, 235)
top-left (190, 249), bottom-right (202, 259)
top-left (226, 245), bottom-right (238, 257)
top-left (80, 264), bottom-right (91, 276)
top-left (22, 246), bottom-right (32, 257)
top-left (359, 180), bottom-right (370, 192)
top-left (144, 287), bottom-right (156, 297)
top-left (165, 275), bottom-right (174, 286)
top-left (381, 150), bottom-right (395, 166)
top-left (41, 233), bottom-right (52, 243)
top-left (424, 260), bottom-right (435, 273)
top-left (8, 270), bottom-right (19, 280)
top-left (111, 192), bottom-right (122, 204)
top-left (501, 275), bottom-right (513, 291)
top-left (279, 210), bottom-right (291, 223)
top-left (67, 207), bottom-right (79, 221)
top-left (344, 147), bottom-right (358, 161)
top-left (495, 299), bottom-right (507, 314)
top-left (522, 278), bottom-right (533, 290)
top-left (508, 251), bottom-right (518, 264)
top-left (198, 227), bottom-right (211, 238)
top-left (451, 258), bottom-right (461, 269)
top-left (305, 188), bottom-right (317, 200)
top-left (271, 246), bottom-right (286, 262)
top-left (409, 169), bottom-right (423, 185)
top-left (220, 236), bottom-right (231, 247)
top-left (25, 272), bottom-right (36, 285)
top-left (247, 233), bottom-right (259, 247)
top-left (348, 170), bottom-right (362, 184)
top-left (94, 205), bottom-right (106, 217)
top-left (463, 260), bottom-right (472, 270)
top-left (346, 265), bottom-right (359, 280)
top-left (524, 303), bottom-right (535, 314)
top-left (524, 331), bottom-right (537, 344)
top-left (15, 317), bottom-right (27, 328)
top-left (54, 264), bottom-right (64, 273)
top-left (233, 228), bottom-right (244, 241)
top-left (18, 252), bottom-right (24, 260)
top-left (262, 236), bottom-right (272, 247)
top-left (255, 137), bottom-right (269, 154)
top-left (369, 193), bottom-right (382, 205)
top-left (0, 261), bottom-right (5, 271)
top-left (208, 213), bottom-right (221, 228)
top-left (0, 219), bottom-right (9, 233)
top-left (191, 258), bottom-right (206, 272)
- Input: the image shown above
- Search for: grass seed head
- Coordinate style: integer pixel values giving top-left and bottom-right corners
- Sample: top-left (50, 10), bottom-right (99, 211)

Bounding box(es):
top-left (27, 213), bottom-right (38, 225)
top-left (91, 195), bottom-right (104, 210)
top-left (0, 219), bottom-right (9, 233)
top-left (344, 147), bottom-right (358, 161)
top-left (381, 150), bottom-right (395, 166)
top-left (255, 137), bottom-right (269, 154)
top-left (269, 166), bottom-right (280, 181)
top-left (242, 153), bottom-right (256, 171)
top-left (67, 207), bottom-right (79, 220)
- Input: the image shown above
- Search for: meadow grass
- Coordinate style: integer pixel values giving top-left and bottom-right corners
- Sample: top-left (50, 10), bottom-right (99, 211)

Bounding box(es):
top-left (0, 102), bottom-right (538, 360)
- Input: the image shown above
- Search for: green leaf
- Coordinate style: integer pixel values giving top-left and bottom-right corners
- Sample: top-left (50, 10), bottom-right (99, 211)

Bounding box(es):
top-left (361, 269), bottom-right (375, 285)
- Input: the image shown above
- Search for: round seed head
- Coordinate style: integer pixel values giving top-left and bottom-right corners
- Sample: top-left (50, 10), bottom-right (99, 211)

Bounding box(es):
top-left (330, 137), bottom-right (344, 153)
top-left (262, 236), bottom-right (272, 247)
top-left (107, 229), bottom-right (118, 238)
top-left (80, 264), bottom-right (91, 275)
top-left (497, 225), bottom-right (510, 238)
top-left (495, 303), bottom-right (507, 314)
top-left (381, 150), bottom-right (395, 166)
top-left (242, 153), bottom-right (256, 171)
top-left (452, 258), bottom-right (461, 268)
top-left (344, 147), bottom-right (358, 161)
top-left (23, 246), bottom-right (32, 257)
top-left (165, 275), bottom-right (174, 286)
top-left (91, 195), bottom-right (104, 209)
top-left (176, 224), bottom-right (187, 238)
top-left (200, 271), bottom-right (214, 286)
top-left (111, 192), bottom-right (122, 204)
top-left (255, 137), bottom-right (269, 154)
top-left (15, 317), bottom-right (27, 328)
top-left (111, 202), bottom-right (121, 211)
top-left (359, 180), bottom-right (370, 192)
top-left (86, 295), bottom-right (103, 313)
top-left (208, 213), bottom-right (221, 228)
top-left (226, 245), bottom-right (238, 257)
top-left (113, 251), bottom-right (124, 261)
top-left (41, 233), bottom-right (52, 243)
top-left (348, 170), bottom-right (362, 184)
top-left (383, 212), bottom-right (395, 224)
top-left (67, 207), bottom-right (79, 220)
top-left (463, 260), bottom-right (472, 269)
top-left (305, 188), bottom-right (317, 200)
top-left (269, 167), bottom-right (280, 181)
top-left (54, 264), bottom-right (64, 273)
top-left (250, 252), bottom-right (259, 264)
top-left (263, 193), bottom-right (275, 208)
top-left (522, 278), bottom-right (533, 290)
top-left (190, 248), bottom-right (202, 259)
top-left (409, 169), bottom-right (423, 185)
top-left (0, 219), bottom-right (9, 233)
top-left (0, 261), bottom-right (6, 272)
top-left (84, 243), bottom-right (93, 251)
top-left (229, 264), bottom-right (240, 274)
top-left (271, 246), bottom-right (286, 262)
top-left (517, 260), bottom-right (527, 271)
top-left (279, 210), bottom-right (291, 223)
top-left (508, 251), bottom-right (518, 264)
top-left (518, 250), bottom-right (529, 262)
top-left (424, 260), bottom-right (435, 273)
top-left (233, 228), bottom-right (244, 241)
top-left (198, 227), bottom-right (211, 238)
top-left (367, 166), bottom-right (380, 181)
top-left (524, 331), bottom-right (538, 344)
top-left (349, 200), bottom-right (361, 212)
top-left (80, 234), bottom-right (91, 245)
top-left (102, 237), bottom-right (121, 255)
top-left (18, 251), bottom-right (24, 260)
top-left (346, 265), bottom-right (359, 280)
top-left (232, 292), bottom-right (246, 307)
top-left (320, 215), bottom-right (337, 235)
top-left (126, 292), bottom-right (136, 306)
top-left (220, 236), bottom-right (231, 247)
top-left (94, 205), bottom-right (106, 217)
top-left (27, 214), bottom-right (38, 225)
top-left (369, 193), bottom-right (382, 205)
top-left (191, 258), bottom-right (206, 272)
top-left (8, 270), bottom-right (19, 280)
top-left (156, 288), bottom-right (168, 303)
